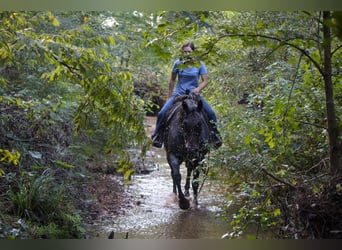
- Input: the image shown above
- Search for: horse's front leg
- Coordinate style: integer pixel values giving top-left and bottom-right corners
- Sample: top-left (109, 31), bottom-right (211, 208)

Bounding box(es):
top-left (184, 166), bottom-right (192, 197)
top-left (170, 168), bottom-right (177, 195)
top-left (167, 153), bottom-right (190, 210)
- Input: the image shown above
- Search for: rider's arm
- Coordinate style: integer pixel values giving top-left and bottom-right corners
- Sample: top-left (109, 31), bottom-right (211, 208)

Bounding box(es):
top-left (193, 74), bottom-right (208, 95)
top-left (168, 72), bottom-right (177, 98)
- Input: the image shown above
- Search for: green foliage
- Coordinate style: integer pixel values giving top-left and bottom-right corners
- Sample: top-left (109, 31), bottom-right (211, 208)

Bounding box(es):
top-left (194, 11), bottom-right (341, 238)
top-left (0, 10), bottom-right (341, 239)
top-left (7, 169), bottom-right (61, 219)
top-left (0, 149), bottom-right (21, 176)
top-left (0, 11), bottom-right (154, 179)
top-left (116, 155), bottom-right (135, 182)
top-left (0, 11), bottom-right (165, 238)
top-left (230, 197), bottom-right (282, 239)
top-left (29, 213), bottom-right (85, 239)
top-left (4, 168), bottom-right (85, 238)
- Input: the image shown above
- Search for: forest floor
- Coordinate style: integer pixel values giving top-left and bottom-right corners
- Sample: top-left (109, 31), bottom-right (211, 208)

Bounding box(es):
top-left (76, 116), bottom-right (157, 238)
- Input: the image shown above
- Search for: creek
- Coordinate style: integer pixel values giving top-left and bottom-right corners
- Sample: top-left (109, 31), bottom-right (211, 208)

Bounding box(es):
top-left (86, 147), bottom-right (233, 239)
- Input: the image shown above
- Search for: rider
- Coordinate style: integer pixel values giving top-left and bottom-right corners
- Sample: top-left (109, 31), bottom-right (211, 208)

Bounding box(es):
top-left (151, 41), bottom-right (222, 148)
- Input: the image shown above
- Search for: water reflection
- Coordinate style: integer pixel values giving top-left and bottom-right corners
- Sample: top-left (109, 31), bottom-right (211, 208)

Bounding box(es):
top-left (160, 208), bottom-right (226, 239)
top-left (96, 148), bottom-right (231, 239)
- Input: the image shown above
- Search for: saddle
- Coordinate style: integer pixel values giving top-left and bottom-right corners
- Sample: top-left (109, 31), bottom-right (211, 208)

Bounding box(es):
top-left (165, 94), bottom-right (189, 125)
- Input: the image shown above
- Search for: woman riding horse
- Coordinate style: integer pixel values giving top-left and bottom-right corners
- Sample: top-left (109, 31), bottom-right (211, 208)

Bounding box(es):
top-left (151, 41), bottom-right (222, 149)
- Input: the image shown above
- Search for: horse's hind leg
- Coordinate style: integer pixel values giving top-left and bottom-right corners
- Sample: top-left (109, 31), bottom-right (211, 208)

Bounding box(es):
top-left (192, 166), bottom-right (200, 207)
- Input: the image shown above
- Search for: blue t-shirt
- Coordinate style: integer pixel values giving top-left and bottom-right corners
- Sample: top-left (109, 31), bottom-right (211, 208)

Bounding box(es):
top-left (171, 59), bottom-right (207, 96)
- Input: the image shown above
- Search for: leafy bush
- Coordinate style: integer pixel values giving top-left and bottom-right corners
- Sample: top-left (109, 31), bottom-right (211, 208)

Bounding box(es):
top-left (29, 213), bottom-right (85, 239)
top-left (5, 169), bottom-right (85, 238)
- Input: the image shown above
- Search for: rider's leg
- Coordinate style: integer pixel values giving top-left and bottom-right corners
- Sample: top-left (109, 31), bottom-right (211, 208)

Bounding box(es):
top-left (152, 96), bottom-right (175, 147)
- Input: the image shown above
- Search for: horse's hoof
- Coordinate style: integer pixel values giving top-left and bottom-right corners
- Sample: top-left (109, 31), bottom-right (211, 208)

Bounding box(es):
top-left (179, 198), bottom-right (190, 210)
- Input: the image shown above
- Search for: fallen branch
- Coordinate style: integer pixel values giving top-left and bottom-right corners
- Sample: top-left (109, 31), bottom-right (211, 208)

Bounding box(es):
top-left (261, 167), bottom-right (297, 190)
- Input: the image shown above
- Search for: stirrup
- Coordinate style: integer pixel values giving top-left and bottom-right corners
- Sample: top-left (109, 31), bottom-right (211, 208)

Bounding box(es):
top-left (152, 134), bottom-right (163, 148)
top-left (213, 136), bottom-right (222, 148)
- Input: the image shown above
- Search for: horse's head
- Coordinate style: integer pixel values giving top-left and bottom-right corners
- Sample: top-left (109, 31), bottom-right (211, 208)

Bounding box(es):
top-left (181, 97), bottom-right (204, 156)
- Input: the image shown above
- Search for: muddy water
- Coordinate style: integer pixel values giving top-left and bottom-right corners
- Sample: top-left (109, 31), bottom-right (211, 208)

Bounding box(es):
top-left (90, 147), bottom-right (232, 239)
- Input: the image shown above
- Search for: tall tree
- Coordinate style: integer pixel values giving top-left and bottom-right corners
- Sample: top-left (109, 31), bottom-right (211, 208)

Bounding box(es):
top-left (322, 11), bottom-right (341, 176)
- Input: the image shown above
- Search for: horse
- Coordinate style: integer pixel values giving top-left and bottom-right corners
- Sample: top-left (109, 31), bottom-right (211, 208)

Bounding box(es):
top-left (163, 93), bottom-right (212, 210)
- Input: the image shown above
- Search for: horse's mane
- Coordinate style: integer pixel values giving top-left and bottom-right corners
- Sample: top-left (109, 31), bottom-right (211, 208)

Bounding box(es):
top-left (165, 94), bottom-right (212, 144)
top-left (166, 93), bottom-right (197, 126)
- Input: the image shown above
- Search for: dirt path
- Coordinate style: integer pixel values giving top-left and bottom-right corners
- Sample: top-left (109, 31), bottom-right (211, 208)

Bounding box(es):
top-left (79, 117), bottom-right (157, 237)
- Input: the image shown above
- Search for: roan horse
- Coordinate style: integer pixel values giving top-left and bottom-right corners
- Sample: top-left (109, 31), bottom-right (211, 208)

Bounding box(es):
top-left (163, 93), bottom-right (212, 210)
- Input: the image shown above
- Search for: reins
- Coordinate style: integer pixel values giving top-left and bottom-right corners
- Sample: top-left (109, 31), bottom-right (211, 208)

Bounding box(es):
top-left (197, 148), bottom-right (211, 195)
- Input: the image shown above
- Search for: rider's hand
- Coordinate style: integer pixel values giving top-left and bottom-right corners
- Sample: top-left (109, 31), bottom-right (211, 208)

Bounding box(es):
top-left (192, 87), bottom-right (201, 95)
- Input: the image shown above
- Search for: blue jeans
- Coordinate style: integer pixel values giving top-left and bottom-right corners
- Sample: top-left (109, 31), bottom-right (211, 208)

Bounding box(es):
top-left (153, 94), bottom-right (217, 136)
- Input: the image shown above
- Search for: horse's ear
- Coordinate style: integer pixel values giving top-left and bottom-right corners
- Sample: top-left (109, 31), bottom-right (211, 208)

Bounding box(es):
top-left (197, 100), bottom-right (203, 112)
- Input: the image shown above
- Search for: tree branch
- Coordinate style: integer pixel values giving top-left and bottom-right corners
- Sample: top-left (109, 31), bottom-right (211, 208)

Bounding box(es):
top-left (261, 167), bottom-right (297, 190)
top-left (296, 119), bottom-right (327, 129)
top-left (34, 40), bottom-right (82, 79)
top-left (204, 32), bottom-right (325, 77)
top-left (332, 44), bottom-right (342, 57)
top-left (283, 52), bottom-right (303, 134)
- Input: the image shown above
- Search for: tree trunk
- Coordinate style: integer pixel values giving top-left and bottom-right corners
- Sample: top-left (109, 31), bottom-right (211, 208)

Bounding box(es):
top-left (322, 11), bottom-right (341, 176)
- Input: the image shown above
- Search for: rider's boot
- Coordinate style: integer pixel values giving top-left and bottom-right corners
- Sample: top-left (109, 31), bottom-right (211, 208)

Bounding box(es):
top-left (210, 124), bottom-right (222, 149)
top-left (151, 133), bottom-right (163, 148)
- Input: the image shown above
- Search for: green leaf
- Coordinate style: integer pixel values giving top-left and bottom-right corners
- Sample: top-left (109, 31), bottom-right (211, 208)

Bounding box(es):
top-left (273, 208), bottom-right (281, 217)
top-left (55, 160), bottom-right (75, 169)
top-left (108, 36), bottom-right (116, 45)
top-left (49, 15), bottom-right (60, 27)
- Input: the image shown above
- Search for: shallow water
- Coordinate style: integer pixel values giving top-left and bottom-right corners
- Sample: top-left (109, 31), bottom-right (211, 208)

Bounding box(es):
top-left (89, 147), bottom-right (232, 239)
